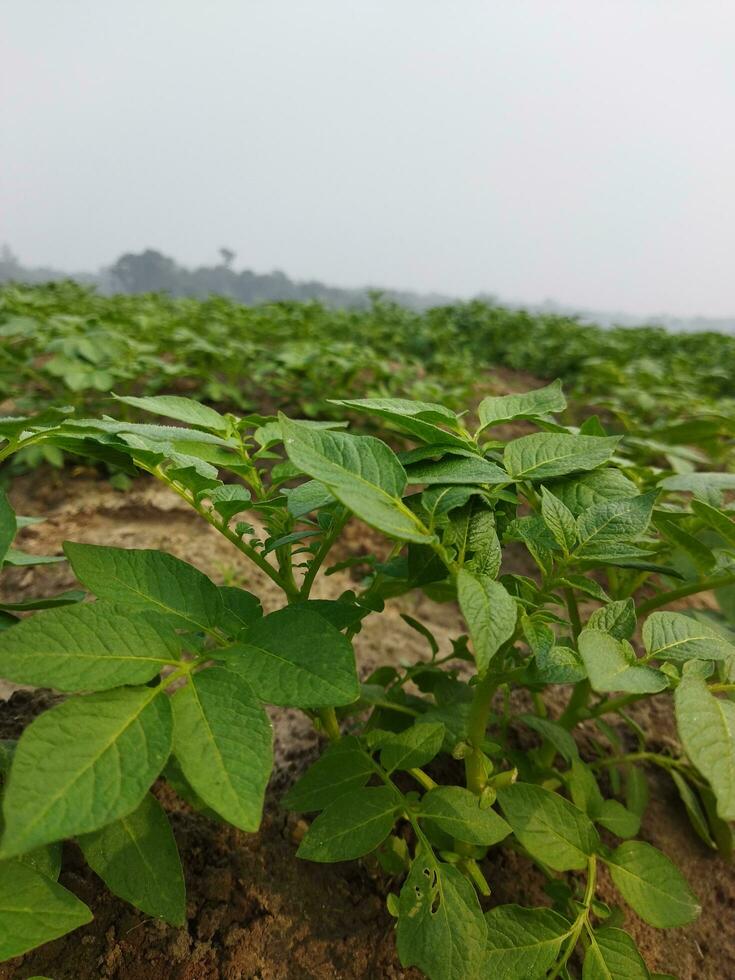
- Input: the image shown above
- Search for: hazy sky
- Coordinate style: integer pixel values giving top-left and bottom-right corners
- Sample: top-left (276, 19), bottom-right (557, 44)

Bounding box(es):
top-left (2, 1), bottom-right (734, 316)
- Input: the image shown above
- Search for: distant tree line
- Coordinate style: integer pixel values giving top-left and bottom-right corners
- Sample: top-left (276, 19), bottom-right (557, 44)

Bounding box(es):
top-left (0, 245), bottom-right (452, 311)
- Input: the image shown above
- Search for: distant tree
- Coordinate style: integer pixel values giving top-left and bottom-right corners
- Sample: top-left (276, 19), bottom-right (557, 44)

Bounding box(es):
top-left (219, 247), bottom-right (236, 268)
top-left (109, 250), bottom-right (182, 294)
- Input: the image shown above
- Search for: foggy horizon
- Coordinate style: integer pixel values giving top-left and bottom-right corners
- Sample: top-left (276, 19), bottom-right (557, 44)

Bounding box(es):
top-left (3, 1), bottom-right (734, 319)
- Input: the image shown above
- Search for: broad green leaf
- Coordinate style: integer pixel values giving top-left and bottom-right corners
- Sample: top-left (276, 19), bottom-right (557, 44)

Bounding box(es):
top-left (328, 397), bottom-right (468, 449)
top-left (675, 673), bottom-right (735, 820)
top-left (654, 514), bottom-right (716, 574)
top-left (64, 543), bottom-right (223, 632)
top-left (604, 840), bottom-right (700, 927)
top-left (0, 491), bottom-right (16, 566)
top-left (419, 786), bottom-right (511, 845)
top-left (583, 927), bottom-right (650, 980)
top-left (219, 585), bottom-right (263, 636)
top-left (457, 569), bottom-right (517, 675)
top-left (216, 606), bottom-right (359, 707)
top-left (379, 722), bottom-right (445, 773)
top-left (595, 799), bottom-right (640, 839)
top-left (691, 498), bottom-right (735, 546)
top-left (396, 847), bottom-right (487, 980)
top-left (540, 487), bottom-right (577, 554)
top-left (550, 469), bottom-right (638, 515)
top-left (661, 472), bottom-right (735, 492)
top-left (0, 686), bottom-right (172, 858)
top-left (282, 736), bottom-right (374, 811)
top-left (172, 667), bottom-right (272, 832)
top-left (478, 380), bottom-right (566, 431)
top-left (587, 599), bottom-right (636, 640)
top-left (520, 714), bottom-right (579, 764)
top-left (280, 416), bottom-right (431, 542)
top-left (0, 601), bottom-right (180, 691)
top-left (406, 456), bottom-right (508, 486)
top-left (421, 484), bottom-right (487, 519)
top-left (484, 904), bottom-right (571, 978)
top-left (78, 792), bottom-right (185, 925)
top-left (18, 842), bottom-right (62, 881)
top-left (0, 859), bottom-right (92, 960)
top-left (297, 786), bottom-right (399, 861)
top-left (643, 611), bottom-right (735, 663)
top-left (504, 433), bottom-right (620, 482)
top-left (285, 479), bottom-right (335, 518)
top-left (112, 393), bottom-right (229, 432)
top-left (199, 484), bottom-right (252, 521)
top-left (578, 629), bottom-right (667, 694)
top-left (497, 782), bottom-right (599, 871)
top-left (575, 493), bottom-right (657, 556)
top-left (534, 644), bottom-right (587, 684)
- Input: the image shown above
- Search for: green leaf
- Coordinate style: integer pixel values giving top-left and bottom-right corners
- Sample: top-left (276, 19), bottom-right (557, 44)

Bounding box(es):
top-left (578, 629), bottom-right (667, 694)
top-left (78, 792), bottom-right (185, 926)
top-left (18, 842), bottom-right (62, 882)
top-left (0, 601), bottom-right (180, 691)
top-left (219, 585), bottom-right (263, 636)
top-left (534, 644), bottom-right (587, 684)
top-left (540, 487), bottom-right (577, 554)
top-left (199, 484), bottom-right (252, 521)
top-left (504, 433), bottom-right (621, 482)
top-left (328, 397), bottom-right (468, 449)
top-left (112, 393), bottom-right (229, 432)
top-left (643, 611), bottom-right (735, 663)
top-left (675, 672), bottom-right (735, 820)
top-left (549, 469), bottom-right (638, 515)
top-left (0, 859), bottom-right (92, 961)
top-left (0, 491), bottom-right (16, 566)
top-left (660, 472), bottom-right (735, 492)
top-left (0, 588), bottom-right (85, 612)
top-left (0, 686), bottom-right (172, 858)
top-left (587, 599), bottom-right (636, 641)
top-left (669, 770), bottom-right (715, 849)
top-left (280, 416), bottom-right (431, 542)
top-left (282, 736), bottom-right (374, 812)
top-left (478, 380), bottom-right (567, 431)
top-left (520, 714), bottom-right (579, 764)
top-left (595, 799), bottom-right (640, 839)
top-left (379, 723), bottom-right (445, 773)
top-left (484, 904), bottom-right (571, 978)
top-left (64, 543), bottom-right (223, 632)
top-left (406, 456), bottom-right (508, 486)
top-left (575, 493), bottom-right (657, 556)
top-left (691, 498), bottom-right (735, 546)
top-left (216, 606), bottom-right (359, 708)
top-left (419, 786), bottom-right (511, 845)
top-left (297, 786), bottom-right (399, 861)
top-left (457, 570), bottom-right (517, 675)
top-left (172, 667), bottom-right (272, 832)
top-left (604, 840), bottom-right (700, 928)
top-left (396, 847), bottom-right (487, 980)
top-left (497, 782), bottom-right (599, 871)
top-left (583, 927), bottom-right (650, 980)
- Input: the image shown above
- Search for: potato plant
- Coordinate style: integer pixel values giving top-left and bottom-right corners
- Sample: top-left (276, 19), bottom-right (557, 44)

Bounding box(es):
top-left (1, 383), bottom-right (734, 977)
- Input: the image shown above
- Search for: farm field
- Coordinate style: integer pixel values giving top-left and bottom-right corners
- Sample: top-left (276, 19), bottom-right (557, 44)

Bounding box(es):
top-left (1, 285), bottom-right (735, 980)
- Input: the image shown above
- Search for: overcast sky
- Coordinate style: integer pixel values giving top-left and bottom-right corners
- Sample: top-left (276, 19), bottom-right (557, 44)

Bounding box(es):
top-left (2, 1), bottom-right (734, 316)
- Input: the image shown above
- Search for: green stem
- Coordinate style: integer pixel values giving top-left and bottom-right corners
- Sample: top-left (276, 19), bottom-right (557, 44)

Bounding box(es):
top-left (563, 587), bottom-right (582, 643)
top-left (465, 672), bottom-right (497, 795)
top-left (408, 767), bottom-right (438, 791)
top-left (155, 467), bottom-right (298, 599)
top-left (298, 508), bottom-right (349, 599)
top-left (592, 751), bottom-right (687, 773)
top-left (637, 572), bottom-right (735, 616)
top-left (319, 707), bottom-right (341, 741)
top-left (548, 856), bottom-right (597, 980)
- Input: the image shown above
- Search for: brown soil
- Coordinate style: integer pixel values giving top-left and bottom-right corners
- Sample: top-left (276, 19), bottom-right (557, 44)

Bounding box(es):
top-left (1, 469), bottom-right (733, 979)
